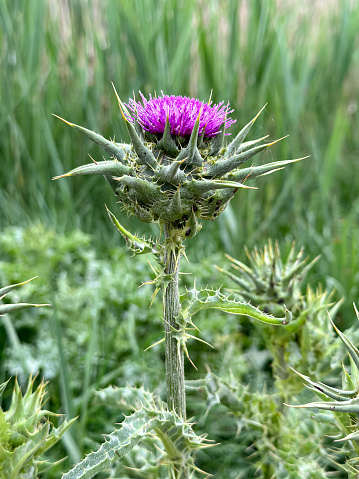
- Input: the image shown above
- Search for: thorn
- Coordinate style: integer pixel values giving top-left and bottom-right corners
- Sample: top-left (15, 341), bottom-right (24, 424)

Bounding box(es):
top-left (51, 113), bottom-right (74, 127)
top-left (88, 154), bottom-right (98, 165)
top-left (254, 103), bottom-right (268, 121)
top-left (207, 89), bottom-right (213, 105)
top-left (187, 334), bottom-right (214, 348)
top-left (184, 348), bottom-right (198, 370)
top-left (144, 337), bottom-right (165, 351)
top-left (149, 287), bottom-right (160, 307)
top-left (268, 135), bottom-right (289, 146)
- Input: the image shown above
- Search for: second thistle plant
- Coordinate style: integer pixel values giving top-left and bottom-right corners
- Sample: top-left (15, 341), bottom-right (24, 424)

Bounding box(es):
top-left (217, 241), bottom-right (342, 387)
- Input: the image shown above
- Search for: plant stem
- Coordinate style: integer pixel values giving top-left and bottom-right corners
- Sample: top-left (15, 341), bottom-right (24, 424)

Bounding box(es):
top-left (163, 223), bottom-right (186, 419)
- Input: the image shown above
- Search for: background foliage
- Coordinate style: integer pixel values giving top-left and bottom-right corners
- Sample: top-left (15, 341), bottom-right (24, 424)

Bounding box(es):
top-left (1, 0), bottom-right (359, 477)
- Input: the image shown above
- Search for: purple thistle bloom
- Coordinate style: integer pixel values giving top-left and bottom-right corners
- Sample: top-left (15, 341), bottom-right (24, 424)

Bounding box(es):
top-left (125, 92), bottom-right (236, 138)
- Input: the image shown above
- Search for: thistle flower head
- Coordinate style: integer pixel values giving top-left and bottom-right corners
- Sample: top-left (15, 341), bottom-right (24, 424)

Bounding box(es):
top-left (125, 92), bottom-right (236, 138)
top-left (54, 87), bottom-right (303, 238)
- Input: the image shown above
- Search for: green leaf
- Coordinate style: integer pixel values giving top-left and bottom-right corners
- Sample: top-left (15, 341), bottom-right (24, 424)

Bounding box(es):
top-left (105, 206), bottom-right (160, 257)
top-left (228, 157), bottom-right (307, 183)
top-left (0, 303), bottom-right (50, 315)
top-left (206, 136), bottom-right (288, 178)
top-left (287, 397), bottom-right (359, 414)
top-left (331, 318), bottom-right (359, 371)
top-left (182, 288), bottom-right (291, 325)
top-left (2, 424), bottom-right (50, 479)
top-left (290, 368), bottom-right (357, 401)
top-left (224, 104), bottom-right (267, 158)
top-left (0, 277), bottom-right (37, 297)
top-left (0, 380), bottom-right (10, 398)
top-left (37, 417), bottom-right (78, 456)
top-left (62, 406), bottom-right (206, 479)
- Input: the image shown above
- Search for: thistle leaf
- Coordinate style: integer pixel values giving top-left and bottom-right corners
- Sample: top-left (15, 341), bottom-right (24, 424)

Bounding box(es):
top-left (182, 288), bottom-right (291, 325)
top-left (0, 303), bottom-right (50, 315)
top-left (62, 406), bottom-right (207, 479)
top-left (176, 112), bottom-right (203, 166)
top-left (287, 397), bottom-right (359, 414)
top-left (112, 85), bottom-right (157, 170)
top-left (2, 423), bottom-right (50, 479)
top-left (105, 206), bottom-right (160, 256)
top-left (155, 161), bottom-right (187, 185)
top-left (157, 116), bottom-right (179, 156)
top-left (290, 368), bottom-right (357, 401)
top-left (183, 179), bottom-right (255, 197)
top-left (209, 120), bottom-right (226, 156)
top-left (0, 277), bottom-right (37, 297)
top-left (330, 318), bottom-right (359, 371)
top-left (336, 430), bottom-right (359, 442)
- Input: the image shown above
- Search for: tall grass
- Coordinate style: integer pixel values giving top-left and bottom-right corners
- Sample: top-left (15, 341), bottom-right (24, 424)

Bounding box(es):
top-left (1, 0), bottom-right (359, 316)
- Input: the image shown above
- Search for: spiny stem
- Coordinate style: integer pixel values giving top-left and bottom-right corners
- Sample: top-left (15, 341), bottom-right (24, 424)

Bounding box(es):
top-left (163, 223), bottom-right (186, 420)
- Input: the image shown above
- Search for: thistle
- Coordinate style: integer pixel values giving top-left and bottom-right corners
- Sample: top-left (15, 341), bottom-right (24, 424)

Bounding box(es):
top-left (54, 89), bottom-right (299, 478)
top-left (217, 240), bottom-right (320, 317)
top-left (0, 278), bottom-right (75, 478)
top-left (217, 241), bottom-right (342, 391)
top-left (288, 304), bottom-right (359, 476)
top-left (0, 377), bottom-right (76, 478)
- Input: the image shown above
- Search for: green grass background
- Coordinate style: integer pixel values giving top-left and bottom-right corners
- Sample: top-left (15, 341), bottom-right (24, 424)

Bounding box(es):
top-left (1, 0), bottom-right (358, 314)
top-left (1, 0), bottom-right (359, 476)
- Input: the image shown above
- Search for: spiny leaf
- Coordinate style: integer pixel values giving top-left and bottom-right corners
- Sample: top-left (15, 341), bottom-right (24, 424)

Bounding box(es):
top-left (157, 116), bottom-right (179, 156)
top-left (182, 288), bottom-right (291, 325)
top-left (0, 277), bottom-right (37, 297)
top-left (206, 136), bottom-right (288, 178)
top-left (105, 206), bottom-right (160, 256)
top-left (176, 111), bottom-right (203, 166)
top-left (113, 84), bottom-right (157, 169)
top-left (290, 368), bottom-right (357, 401)
top-left (330, 317), bottom-right (359, 371)
top-left (286, 397), bottom-right (359, 414)
top-left (0, 303), bottom-right (50, 315)
top-left (62, 406), bottom-right (207, 479)
top-left (183, 179), bottom-right (256, 197)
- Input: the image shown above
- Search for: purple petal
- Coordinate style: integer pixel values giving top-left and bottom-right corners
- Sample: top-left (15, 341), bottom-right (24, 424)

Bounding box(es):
top-left (125, 93), bottom-right (236, 138)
